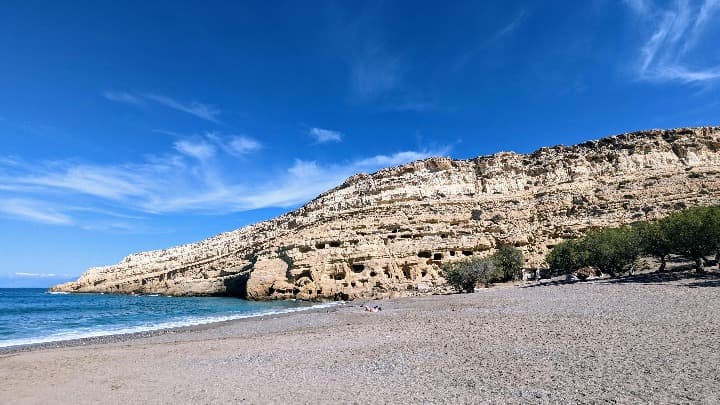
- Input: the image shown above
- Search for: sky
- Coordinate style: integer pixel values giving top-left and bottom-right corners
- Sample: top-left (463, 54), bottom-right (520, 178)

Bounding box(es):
top-left (1, 0), bottom-right (719, 287)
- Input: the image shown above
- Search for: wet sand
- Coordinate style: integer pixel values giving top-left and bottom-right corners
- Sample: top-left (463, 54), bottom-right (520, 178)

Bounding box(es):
top-left (2, 271), bottom-right (719, 404)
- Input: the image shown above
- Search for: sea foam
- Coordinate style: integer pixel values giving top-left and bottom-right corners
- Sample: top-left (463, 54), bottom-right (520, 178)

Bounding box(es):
top-left (0, 301), bottom-right (340, 348)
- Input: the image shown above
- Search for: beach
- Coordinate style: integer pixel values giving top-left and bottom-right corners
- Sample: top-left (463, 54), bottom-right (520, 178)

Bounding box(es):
top-left (2, 271), bottom-right (719, 404)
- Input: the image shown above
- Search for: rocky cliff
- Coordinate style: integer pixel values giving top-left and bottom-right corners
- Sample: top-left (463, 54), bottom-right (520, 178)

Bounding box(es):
top-left (52, 127), bottom-right (720, 300)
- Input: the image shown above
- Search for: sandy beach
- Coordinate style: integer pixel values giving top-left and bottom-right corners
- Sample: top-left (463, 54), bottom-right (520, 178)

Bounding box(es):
top-left (2, 271), bottom-right (719, 404)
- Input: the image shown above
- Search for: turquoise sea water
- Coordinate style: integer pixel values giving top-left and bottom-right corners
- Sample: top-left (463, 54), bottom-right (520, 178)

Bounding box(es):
top-left (0, 288), bottom-right (332, 348)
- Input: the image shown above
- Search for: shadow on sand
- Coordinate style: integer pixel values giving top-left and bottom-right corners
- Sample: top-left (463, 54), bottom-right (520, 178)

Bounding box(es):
top-left (520, 269), bottom-right (720, 289)
top-left (606, 270), bottom-right (720, 288)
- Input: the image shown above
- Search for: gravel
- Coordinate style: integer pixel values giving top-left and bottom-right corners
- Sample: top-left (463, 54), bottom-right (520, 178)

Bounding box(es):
top-left (1, 270), bottom-right (719, 404)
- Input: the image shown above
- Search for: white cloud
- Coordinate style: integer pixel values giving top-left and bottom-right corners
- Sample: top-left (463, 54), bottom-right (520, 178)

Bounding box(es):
top-left (453, 10), bottom-right (528, 72)
top-left (174, 139), bottom-right (216, 161)
top-left (143, 93), bottom-right (221, 123)
top-left (623, 0), bottom-right (652, 15)
top-left (309, 127), bottom-right (343, 143)
top-left (350, 47), bottom-right (402, 100)
top-left (14, 272), bottom-right (68, 278)
top-left (0, 199), bottom-right (73, 225)
top-left (625, 0), bottom-right (720, 83)
top-left (0, 157), bottom-right (21, 167)
top-left (235, 150), bottom-right (442, 209)
top-left (103, 91), bottom-right (221, 122)
top-left (19, 164), bottom-right (155, 200)
top-left (287, 160), bottom-right (322, 178)
top-left (198, 132), bottom-right (262, 156)
top-left (490, 9), bottom-right (527, 42)
top-left (0, 139), bottom-right (447, 223)
top-left (227, 136), bottom-right (262, 154)
top-left (354, 151), bottom-right (435, 168)
top-left (103, 91), bottom-right (143, 105)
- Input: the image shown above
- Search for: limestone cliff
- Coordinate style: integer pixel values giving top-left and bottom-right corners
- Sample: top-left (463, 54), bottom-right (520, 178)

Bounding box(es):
top-left (52, 127), bottom-right (720, 300)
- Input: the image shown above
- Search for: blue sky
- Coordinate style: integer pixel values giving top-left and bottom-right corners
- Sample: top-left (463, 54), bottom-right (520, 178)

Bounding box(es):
top-left (1, 0), bottom-right (719, 287)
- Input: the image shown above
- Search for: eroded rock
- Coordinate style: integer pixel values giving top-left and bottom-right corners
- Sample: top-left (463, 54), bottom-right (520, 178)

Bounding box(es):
top-left (51, 127), bottom-right (720, 300)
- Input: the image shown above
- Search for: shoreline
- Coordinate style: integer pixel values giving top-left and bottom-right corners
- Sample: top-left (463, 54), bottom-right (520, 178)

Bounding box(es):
top-left (2, 268), bottom-right (712, 354)
top-left (0, 268), bottom-right (703, 354)
top-left (1, 285), bottom-right (522, 354)
top-left (0, 299), bottom-right (346, 354)
top-left (2, 271), bottom-right (719, 403)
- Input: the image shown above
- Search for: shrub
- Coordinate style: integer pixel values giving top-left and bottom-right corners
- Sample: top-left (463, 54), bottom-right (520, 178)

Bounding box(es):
top-left (546, 239), bottom-right (588, 276)
top-left (491, 245), bottom-right (524, 281)
top-left (583, 226), bottom-right (641, 276)
top-left (662, 206), bottom-right (720, 272)
top-left (546, 227), bottom-right (640, 277)
top-left (633, 220), bottom-right (672, 271)
top-left (441, 257), bottom-right (494, 293)
top-left (545, 205), bottom-right (720, 276)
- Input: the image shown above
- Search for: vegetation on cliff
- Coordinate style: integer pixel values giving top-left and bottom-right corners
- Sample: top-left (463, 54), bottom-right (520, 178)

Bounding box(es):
top-left (546, 206), bottom-right (720, 276)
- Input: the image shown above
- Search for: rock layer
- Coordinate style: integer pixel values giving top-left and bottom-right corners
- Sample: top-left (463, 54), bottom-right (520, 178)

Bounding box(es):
top-left (52, 127), bottom-right (720, 300)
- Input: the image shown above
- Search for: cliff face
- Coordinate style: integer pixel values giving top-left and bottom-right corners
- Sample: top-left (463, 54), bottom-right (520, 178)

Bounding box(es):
top-left (52, 127), bottom-right (720, 300)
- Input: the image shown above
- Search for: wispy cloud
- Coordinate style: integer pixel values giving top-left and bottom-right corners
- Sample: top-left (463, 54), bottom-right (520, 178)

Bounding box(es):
top-left (309, 127), bottom-right (343, 143)
top-left (0, 135), bottom-right (447, 225)
top-left (354, 151), bottom-right (435, 167)
top-left (332, 3), bottom-right (433, 110)
top-left (174, 139), bottom-right (216, 161)
top-left (103, 91), bottom-right (143, 105)
top-left (225, 136), bottom-right (262, 155)
top-left (489, 9), bottom-right (527, 42)
top-left (349, 46), bottom-right (402, 101)
top-left (624, 0), bottom-right (720, 83)
top-left (623, 0), bottom-right (653, 15)
top-left (0, 199), bottom-right (73, 225)
top-left (14, 272), bottom-right (69, 278)
top-left (380, 99), bottom-right (436, 113)
top-left (191, 132), bottom-right (262, 156)
top-left (453, 9), bottom-right (528, 72)
top-left (235, 149), bottom-right (443, 209)
top-left (143, 93), bottom-right (221, 123)
top-left (104, 91), bottom-right (221, 122)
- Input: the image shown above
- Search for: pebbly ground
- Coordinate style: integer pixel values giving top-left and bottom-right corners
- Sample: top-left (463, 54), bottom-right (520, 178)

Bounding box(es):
top-left (1, 270), bottom-right (719, 404)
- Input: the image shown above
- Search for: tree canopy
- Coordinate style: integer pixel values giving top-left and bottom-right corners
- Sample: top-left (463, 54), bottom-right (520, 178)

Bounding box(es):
top-left (546, 205), bottom-right (720, 276)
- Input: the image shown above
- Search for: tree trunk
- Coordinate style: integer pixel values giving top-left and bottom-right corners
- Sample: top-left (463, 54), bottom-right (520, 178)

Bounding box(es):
top-left (657, 256), bottom-right (666, 272)
top-left (695, 257), bottom-right (705, 273)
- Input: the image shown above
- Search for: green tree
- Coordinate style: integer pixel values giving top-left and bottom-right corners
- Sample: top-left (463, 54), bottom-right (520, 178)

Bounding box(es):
top-left (546, 205), bottom-right (720, 275)
top-left (441, 257), bottom-right (494, 293)
top-left (705, 206), bottom-right (720, 270)
top-left (583, 226), bottom-right (641, 276)
top-left (634, 220), bottom-right (672, 272)
top-left (545, 239), bottom-right (588, 276)
top-left (664, 207), bottom-right (717, 272)
top-left (491, 245), bottom-right (524, 281)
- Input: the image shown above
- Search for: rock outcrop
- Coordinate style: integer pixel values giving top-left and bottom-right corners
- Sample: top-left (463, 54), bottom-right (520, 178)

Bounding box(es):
top-left (52, 127), bottom-right (720, 300)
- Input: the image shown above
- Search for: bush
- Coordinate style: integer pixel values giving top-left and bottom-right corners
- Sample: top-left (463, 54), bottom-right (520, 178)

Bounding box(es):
top-left (546, 226), bottom-right (640, 277)
top-left (441, 257), bottom-right (494, 293)
top-left (662, 206), bottom-right (720, 272)
top-left (583, 226), bottom-right (641, 276)
top-left (546, 205), bottom-right (720, 276)
top-left (633, 220), bottom-right (672, 271)
top-left (546, 239), bottom-right (589, 276)
top-left (491, 245), bottom-right (524, 281)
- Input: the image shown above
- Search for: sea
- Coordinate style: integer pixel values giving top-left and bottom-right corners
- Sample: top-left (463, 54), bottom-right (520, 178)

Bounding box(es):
top-left (0, 288), bottom-right (335, 348)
